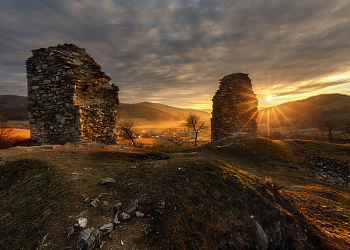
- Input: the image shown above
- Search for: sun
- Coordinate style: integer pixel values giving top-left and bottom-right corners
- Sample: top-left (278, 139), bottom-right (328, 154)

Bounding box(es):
top-left (266, 96), bottom-right (273, 102)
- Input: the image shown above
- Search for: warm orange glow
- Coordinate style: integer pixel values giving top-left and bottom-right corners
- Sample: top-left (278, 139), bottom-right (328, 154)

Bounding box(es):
top-left (236, 104), bottom-right (258, 117)
top-left (271, 107), bottom-right (281, 127)
top-left (275, 106), bottom-right (296, 128)
top-left (258, 108), bottom-right (265, 127)
top-left (267, 108), bottom-right (270, 138)
top-left (266, 96), bottom-right (273, 102)
top-left (243, 110), bottom-right (259, 129)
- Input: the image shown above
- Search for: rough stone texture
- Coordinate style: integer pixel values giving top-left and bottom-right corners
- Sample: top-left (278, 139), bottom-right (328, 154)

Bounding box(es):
top-left (26, 43), bottom-right (119, 145)
top-left (100, 223), bottom-right (114, 234)
top-left (211, 73), bottom-right (258, 141)
top-left (121, 212), bottom-right (130, 220)
top-left (77, 228), bottom-right (100, 250)
top-left (127, 199), bottom-right (139, 213)
top-left (75, 218), bottom-right (87, 229)
top-left (254, 220), bottom-right (269, 250)
top-left (100, 177), bottom-right (116, 185)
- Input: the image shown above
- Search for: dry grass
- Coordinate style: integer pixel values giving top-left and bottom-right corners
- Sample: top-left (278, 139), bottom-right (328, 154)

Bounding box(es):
top-left (1, 136), bottom-right (350, 249)
top-left (200, 136), bottom-right (350, 249)
top-left (282, 185), bottom-right (350, 249)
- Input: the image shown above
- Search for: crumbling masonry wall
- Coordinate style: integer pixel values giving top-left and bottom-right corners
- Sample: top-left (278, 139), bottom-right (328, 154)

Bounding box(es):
top-left (211, 73), bottom-right (258, 141)
top-left (26, 43), bottom-right (119, 145)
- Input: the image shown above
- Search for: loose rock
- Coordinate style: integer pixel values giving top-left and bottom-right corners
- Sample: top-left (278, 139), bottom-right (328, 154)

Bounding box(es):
top-left (100, 178), bottom-right (116, 185)
top-left (121, 212), bottom-right (130, 220)
top-left (75, 218), bottom-right (87, 229)
top-left (77, 228), bottom-right (100, 250)
top-left (143, 225), bottom-right (154, 235)
top-left (254, 220), bottom-right (268, 250)
top-left (90, 199), bottom-right (100, 208)
top-left (135, 211), bottom-right (144, 218)
top-left (127, 199), bottom-right (138, 213)
top-left (114, 202), bottom-right (121, 212)
top-left (160, 154), bottom-right (170, 160)
top-left (100, 223), bottom-right (114, 234)
top-left (67, 226), bottom-right (75, 239)
top-left (113, 214), bottom-right (120, 225)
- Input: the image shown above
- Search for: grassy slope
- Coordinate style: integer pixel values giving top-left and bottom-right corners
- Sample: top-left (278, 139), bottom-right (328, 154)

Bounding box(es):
top-left (0, 160), bottom-right (64, 249)
top-left (0, 137), bottom-right (349, 249)
top-left (91, 150), bottom-right (327, 249)
top-left (199, 136), bottom-right (350, 249)
top-left (258, 93), bottom-right (350, 128)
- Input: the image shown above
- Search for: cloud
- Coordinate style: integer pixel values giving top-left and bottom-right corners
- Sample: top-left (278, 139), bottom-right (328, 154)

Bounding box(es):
top-left (1, 0), bottom-right (350, 108)
top-left (273, 79), bottom-right (350, 97)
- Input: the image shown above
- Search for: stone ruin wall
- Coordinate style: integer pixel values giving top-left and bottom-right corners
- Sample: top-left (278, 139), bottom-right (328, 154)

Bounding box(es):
top-left (211, 73), bottom-right (258, 141)
top-left (26, 43), bottom-right (119, 145)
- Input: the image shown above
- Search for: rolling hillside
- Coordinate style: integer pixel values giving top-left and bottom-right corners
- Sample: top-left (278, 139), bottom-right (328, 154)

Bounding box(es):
top-left (258, 93), bottom-right (350, 129)
top-left (0, 95), bottom-right (28, 121)
top-left (2, 94), bottom-right (349, 131)
top-left (0, 95), bottom-right (211, 122)
top-left (118, 102), bottom-right (211, 121)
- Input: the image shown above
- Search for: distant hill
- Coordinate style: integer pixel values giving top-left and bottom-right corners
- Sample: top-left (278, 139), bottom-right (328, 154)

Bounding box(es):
top-left (201, 109), bottom-right (212, 113)
top-left (0, 95), bottom-right (211, 122)
top-left (0, 95), bottom-right (28, 121)
top-left (258, 93), bottom-right (350, 129)
top-left (2, 94), bottom-right (349, 130)
top-left (118, 102), bottom-right (211, 121)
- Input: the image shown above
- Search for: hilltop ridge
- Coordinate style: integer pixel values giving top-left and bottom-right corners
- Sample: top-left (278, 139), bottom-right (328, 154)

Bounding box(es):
top-left (118, 101), bottom-right (211, 122)
top-left (0, 95), bottom-right (211, 122)
top-left (2, 93), bottom-right (350, 133)
top-left (258, 93), bottom-right (350, 129)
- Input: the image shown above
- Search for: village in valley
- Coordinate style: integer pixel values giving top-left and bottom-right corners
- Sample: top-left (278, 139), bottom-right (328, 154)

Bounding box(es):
top-left (129, 127), bottom-right (210, 148)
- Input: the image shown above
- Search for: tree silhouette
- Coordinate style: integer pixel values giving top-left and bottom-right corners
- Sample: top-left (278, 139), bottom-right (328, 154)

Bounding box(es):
top-left (318, 116), bottom-right (336, 143)
top-left (185, 114), bottom-right (207, 146)
top-left (117, 120), bottom-right (137, 147)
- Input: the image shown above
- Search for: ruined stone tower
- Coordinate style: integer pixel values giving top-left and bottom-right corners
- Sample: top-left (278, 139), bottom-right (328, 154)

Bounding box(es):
top-left (26, 43), bottom-right (119, 145)
top-left (211, 73), bottom-right (258, 141)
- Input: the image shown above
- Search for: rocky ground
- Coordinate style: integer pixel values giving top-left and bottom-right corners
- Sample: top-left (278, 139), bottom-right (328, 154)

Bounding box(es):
top-left (1, 138), bottom-right (350, 250)
top-left (306, 155), bottom-right (350, 188)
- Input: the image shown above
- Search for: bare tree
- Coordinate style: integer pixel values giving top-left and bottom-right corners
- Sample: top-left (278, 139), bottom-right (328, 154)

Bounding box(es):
top-left (185, 114), bottom-right (207, 146)
top-left (318, 116), bottom-right (336, 143)
top-left (0, 114), bottom-right (15, 149)
top-left (117, 120), bottom-right (137, 147)
top-left (337, 117), bottom-right (350, 144)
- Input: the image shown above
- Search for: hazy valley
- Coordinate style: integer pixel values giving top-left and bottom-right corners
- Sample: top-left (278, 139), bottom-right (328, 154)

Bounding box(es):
top-left (1, 94), bottom-right (350, 249)
top-left (2, 93), bottom-right (350, 143)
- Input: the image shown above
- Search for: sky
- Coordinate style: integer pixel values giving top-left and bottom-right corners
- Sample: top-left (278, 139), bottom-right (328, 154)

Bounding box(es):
top-left (1, 0), bottom-right (350, 109)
